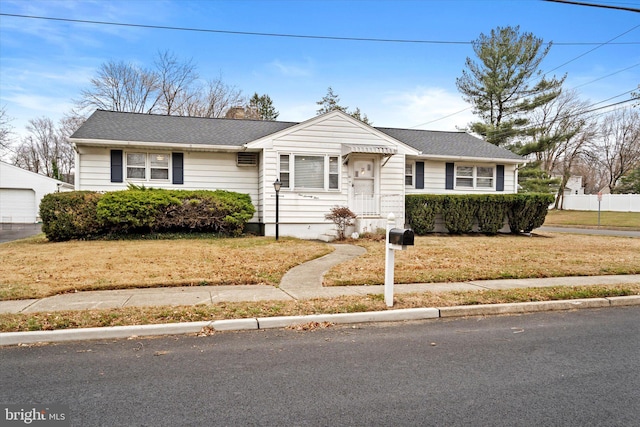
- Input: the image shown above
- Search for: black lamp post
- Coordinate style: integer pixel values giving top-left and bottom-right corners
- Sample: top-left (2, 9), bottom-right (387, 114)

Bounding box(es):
top-left (273, 179), bottom-right (281, 240)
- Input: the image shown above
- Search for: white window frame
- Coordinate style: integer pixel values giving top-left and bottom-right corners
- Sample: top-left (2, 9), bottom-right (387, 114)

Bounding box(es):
top-left (405, 161), bottom-right (414, 187)
top-left (125, 152), bottom-right (171, 182)
top-left (278, 153), bottom-right (340, 191)
top-left (454, 164), bottom-right (495, 190)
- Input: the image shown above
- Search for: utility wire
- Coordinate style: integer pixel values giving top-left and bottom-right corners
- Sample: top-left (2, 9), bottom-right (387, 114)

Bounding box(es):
top-left (543, 0), bottom-right (640, 13)
top-left (411, 23), bottom-right (640, 129)
top-left (543, 24), bottom-right (640, 75)
top-left (1, 13), bottom-right (639, 45)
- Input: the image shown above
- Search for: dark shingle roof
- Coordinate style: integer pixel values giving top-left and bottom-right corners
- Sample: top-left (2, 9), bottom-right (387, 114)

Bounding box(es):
top-left (376, 127), bottom-right (524, 161)
top-left (71, 110), bottom-right (524, 161)
top-left (70, 110), bottom-right (298, 146)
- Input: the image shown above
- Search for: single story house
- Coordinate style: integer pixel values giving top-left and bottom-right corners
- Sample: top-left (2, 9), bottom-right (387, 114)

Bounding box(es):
top-left (0, 161), bottom-right (73, 223)
top-left (70, 109), bottom-right (525, 239)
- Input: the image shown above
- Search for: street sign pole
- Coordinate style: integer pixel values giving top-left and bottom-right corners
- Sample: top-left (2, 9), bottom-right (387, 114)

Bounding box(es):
top-left (597, 192), bottom-right (602, 227)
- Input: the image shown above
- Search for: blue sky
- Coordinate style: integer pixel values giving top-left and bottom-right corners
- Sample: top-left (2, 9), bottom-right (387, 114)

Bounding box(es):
top-left (0, 0), bottom-right (638, 141)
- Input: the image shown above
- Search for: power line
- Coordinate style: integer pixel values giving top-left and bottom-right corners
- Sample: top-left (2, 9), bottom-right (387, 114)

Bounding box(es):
top-left (572, 62), bottom-right (640, 89)
top-left (543, 0), bottom-right (640, 13)
top-left (1, 13), bottom-right (639, 45)
top-left (543, 24), bottom-right (640, 75)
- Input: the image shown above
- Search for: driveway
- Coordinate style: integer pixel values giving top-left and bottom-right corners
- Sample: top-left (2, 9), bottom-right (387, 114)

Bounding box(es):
top-left (538, 226), bottom-right (640, 238)
top-left (0, 223), bottom-right (42, 243)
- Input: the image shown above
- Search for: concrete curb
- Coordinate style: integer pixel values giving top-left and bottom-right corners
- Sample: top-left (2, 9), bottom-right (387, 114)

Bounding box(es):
top-left (256, 308), bottom-right (440, 329)
top-left (2, 296), bottom-right (639, 346)
top-left (439, 298), bottom-right (611, 318)
top-left (0, 321), bottom-right (212, 347)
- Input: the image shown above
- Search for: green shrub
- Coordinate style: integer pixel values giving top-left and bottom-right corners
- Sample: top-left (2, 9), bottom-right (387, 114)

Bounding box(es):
top-left (41, 189), bottom-right (255, 241)
top-left (40, 192), bottom-right (104, 241)
top-left (405, 195), bottom-right (441, 234)
top-left (157, 190), bottom-right (255, 236)
top-left (442, 195), bottom-right (478, 234)
top-left (406, 193), bottom-right (553, 235)
top-left (506, 193), bottom-right (555, 233)
top-left (96, 189), bottom-right (180, 233)
top-left (475, 194), bottom-right (510, 235)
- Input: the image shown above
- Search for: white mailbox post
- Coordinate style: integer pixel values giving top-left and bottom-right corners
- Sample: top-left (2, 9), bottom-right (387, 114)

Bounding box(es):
top-left (384, 213), bottom-right (415, 307)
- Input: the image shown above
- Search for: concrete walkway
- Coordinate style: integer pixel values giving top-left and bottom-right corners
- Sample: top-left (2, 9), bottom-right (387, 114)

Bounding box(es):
top-left (1, 239), bottom-right (639, 314)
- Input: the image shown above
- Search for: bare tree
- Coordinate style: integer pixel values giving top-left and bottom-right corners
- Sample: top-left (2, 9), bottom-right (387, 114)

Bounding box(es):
top-left (13, 117), bottom-right (74, 181)
top-left (76, 60), bottom-right (159, 114)
top-left (597, 109), bottom-right (640, 191)
top-left (183, 76), bottom-right (245, 118)
top-left (154, 51), bottom-right (199, 115)
top-left (0, 106), bottom-right (14, 153)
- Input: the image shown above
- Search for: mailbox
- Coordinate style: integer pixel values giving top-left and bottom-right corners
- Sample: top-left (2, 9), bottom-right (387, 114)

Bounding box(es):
top-left (388, 228), bottom-right (414, 247)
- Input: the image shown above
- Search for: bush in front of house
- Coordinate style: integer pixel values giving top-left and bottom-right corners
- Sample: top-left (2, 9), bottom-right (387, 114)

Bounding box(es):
top-left (325, 206), bottom-right (358, 240)
top-left (39, 191), bottom-right (104, 241)
top-left (441, 195), bottom-right (479, 234)
top-left (40, 188), bottom-right (256, 241)
top-left (506, 193), bottom-right (555, 234)
top-left (97, 188), bottom-right (256, 236)
top-left (475, 194), bottom-right (511, 235)
top-left (405, 195), bottom-right (442, 235)
top-left (405, 193), bottom-right (554, 235)
top-left (156, 190), bottom-right (256, 236)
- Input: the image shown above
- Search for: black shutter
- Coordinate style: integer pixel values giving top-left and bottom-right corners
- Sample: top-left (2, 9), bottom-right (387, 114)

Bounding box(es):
top-left (415, 161), bottom-right (425, 189)
top-left (110, 150), bottom-right (123, 183)
top-left (496, 164), bottom-right (505, 191)
top-left (445, 162), bottom-right (454, 190)
top-left (172, 153), bottom-right (184, 185)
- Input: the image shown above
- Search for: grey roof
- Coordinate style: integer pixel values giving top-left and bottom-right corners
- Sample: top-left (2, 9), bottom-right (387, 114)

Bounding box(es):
top-left (70, 110), bottom-right (298, 146)
top-left (72, 110), bottom-right (524, 161)
top-left (377, 127), bottom-right (524, 161)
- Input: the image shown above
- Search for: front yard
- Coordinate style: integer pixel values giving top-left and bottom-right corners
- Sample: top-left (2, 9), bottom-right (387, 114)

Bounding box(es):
top-left (1, 232), bottom-right (639, 300)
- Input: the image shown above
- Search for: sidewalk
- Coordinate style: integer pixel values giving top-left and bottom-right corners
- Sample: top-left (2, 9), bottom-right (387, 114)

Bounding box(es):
top-left (2, 240), bottom-right (640, 345)
top-left (1, 240), bottom-right (639, 314)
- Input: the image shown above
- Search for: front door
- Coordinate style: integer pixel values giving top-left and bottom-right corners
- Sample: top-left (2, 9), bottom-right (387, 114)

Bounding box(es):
top-left (350, 158), bottom-right (378, 216)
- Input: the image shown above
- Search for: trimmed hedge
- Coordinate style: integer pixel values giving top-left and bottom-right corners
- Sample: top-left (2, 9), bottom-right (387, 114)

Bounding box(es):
top-left (406, 193), bottom-right (555, 235)
top-left (39, 191), bottom-right (103, 242)
top-left (40, 189), bottom-right (256, 241)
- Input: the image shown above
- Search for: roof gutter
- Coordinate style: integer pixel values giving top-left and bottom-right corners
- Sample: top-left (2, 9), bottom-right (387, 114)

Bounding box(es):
top-left (413, 153), bottom-right (527, 164)
top-left (70, 138), bottom-right (248, 153)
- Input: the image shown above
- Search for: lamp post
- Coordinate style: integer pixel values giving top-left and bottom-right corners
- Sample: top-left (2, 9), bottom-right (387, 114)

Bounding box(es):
top-left (273, 179), bottom-right (281, 240)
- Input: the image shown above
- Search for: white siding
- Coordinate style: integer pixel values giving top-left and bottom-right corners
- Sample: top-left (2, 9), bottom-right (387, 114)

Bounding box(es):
top-left (76, 147), bottom-right (261, 221)
top-left (406, 160), bottom-right (519, 195)
top-left (260, 115), bottom-right (407, 239)
top-left (0, 161), bottom-right (67, 223)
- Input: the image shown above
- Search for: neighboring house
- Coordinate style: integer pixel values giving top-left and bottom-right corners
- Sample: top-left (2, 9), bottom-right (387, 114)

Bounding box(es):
top-left (553, 175), bottom-right (585, 195)
top-left (0, 161), bottom-right (73, 223)
top-left (70, 109), bottom-right (525, 239)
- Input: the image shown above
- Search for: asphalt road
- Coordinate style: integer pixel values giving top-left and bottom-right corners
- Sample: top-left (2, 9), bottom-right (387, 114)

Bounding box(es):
top-left (2, 307), bottom-right (639, 426)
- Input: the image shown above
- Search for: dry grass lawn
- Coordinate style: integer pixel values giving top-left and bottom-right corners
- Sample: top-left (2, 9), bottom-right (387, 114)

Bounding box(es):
top-left (0, 236), bottom-right (332, 300)
top-left (324, 232), bottom-right (640, 286)
top-left (544, 210), bottom-right (640, 230)
top-left (2, 232), bottom-right (639, 302)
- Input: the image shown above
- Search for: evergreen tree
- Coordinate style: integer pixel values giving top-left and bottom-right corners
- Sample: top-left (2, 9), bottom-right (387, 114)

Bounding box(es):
top-left (456, 26), bottom-right (565, 148)
top-left (248, 93), bottom-right (279, 120)
top-left (315, 87), bottom-right (372, 124)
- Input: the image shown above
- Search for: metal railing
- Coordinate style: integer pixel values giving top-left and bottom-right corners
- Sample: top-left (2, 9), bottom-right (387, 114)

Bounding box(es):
top-left (350, 193), bottom-right (404, 217)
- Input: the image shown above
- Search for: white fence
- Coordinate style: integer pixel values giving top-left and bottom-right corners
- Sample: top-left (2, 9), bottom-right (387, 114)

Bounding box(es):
top-left (559, 194), bottom-right (640, 212)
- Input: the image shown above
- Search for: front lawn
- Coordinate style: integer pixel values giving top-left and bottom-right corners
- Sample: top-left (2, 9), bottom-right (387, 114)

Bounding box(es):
top-left (324, 232), bottom-right (640, 286)
top-left (2, 232), bottom-right (639, 301)
top-left (0, 236), bottom-right (332, 300)
top-left (544, 210), bottom-right (640, 230)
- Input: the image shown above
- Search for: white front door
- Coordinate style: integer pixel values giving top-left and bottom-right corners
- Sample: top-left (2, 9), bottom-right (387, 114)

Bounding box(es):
top-left (350, 158), bottom-right (378, 216)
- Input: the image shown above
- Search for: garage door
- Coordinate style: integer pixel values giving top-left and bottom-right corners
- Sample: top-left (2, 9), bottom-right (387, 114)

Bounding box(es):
top-left (0, 188), bottom-right (37, 223)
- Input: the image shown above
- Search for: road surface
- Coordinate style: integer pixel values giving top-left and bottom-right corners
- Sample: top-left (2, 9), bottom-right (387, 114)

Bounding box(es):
top-left (2, 307), bottom-right (639, 426)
